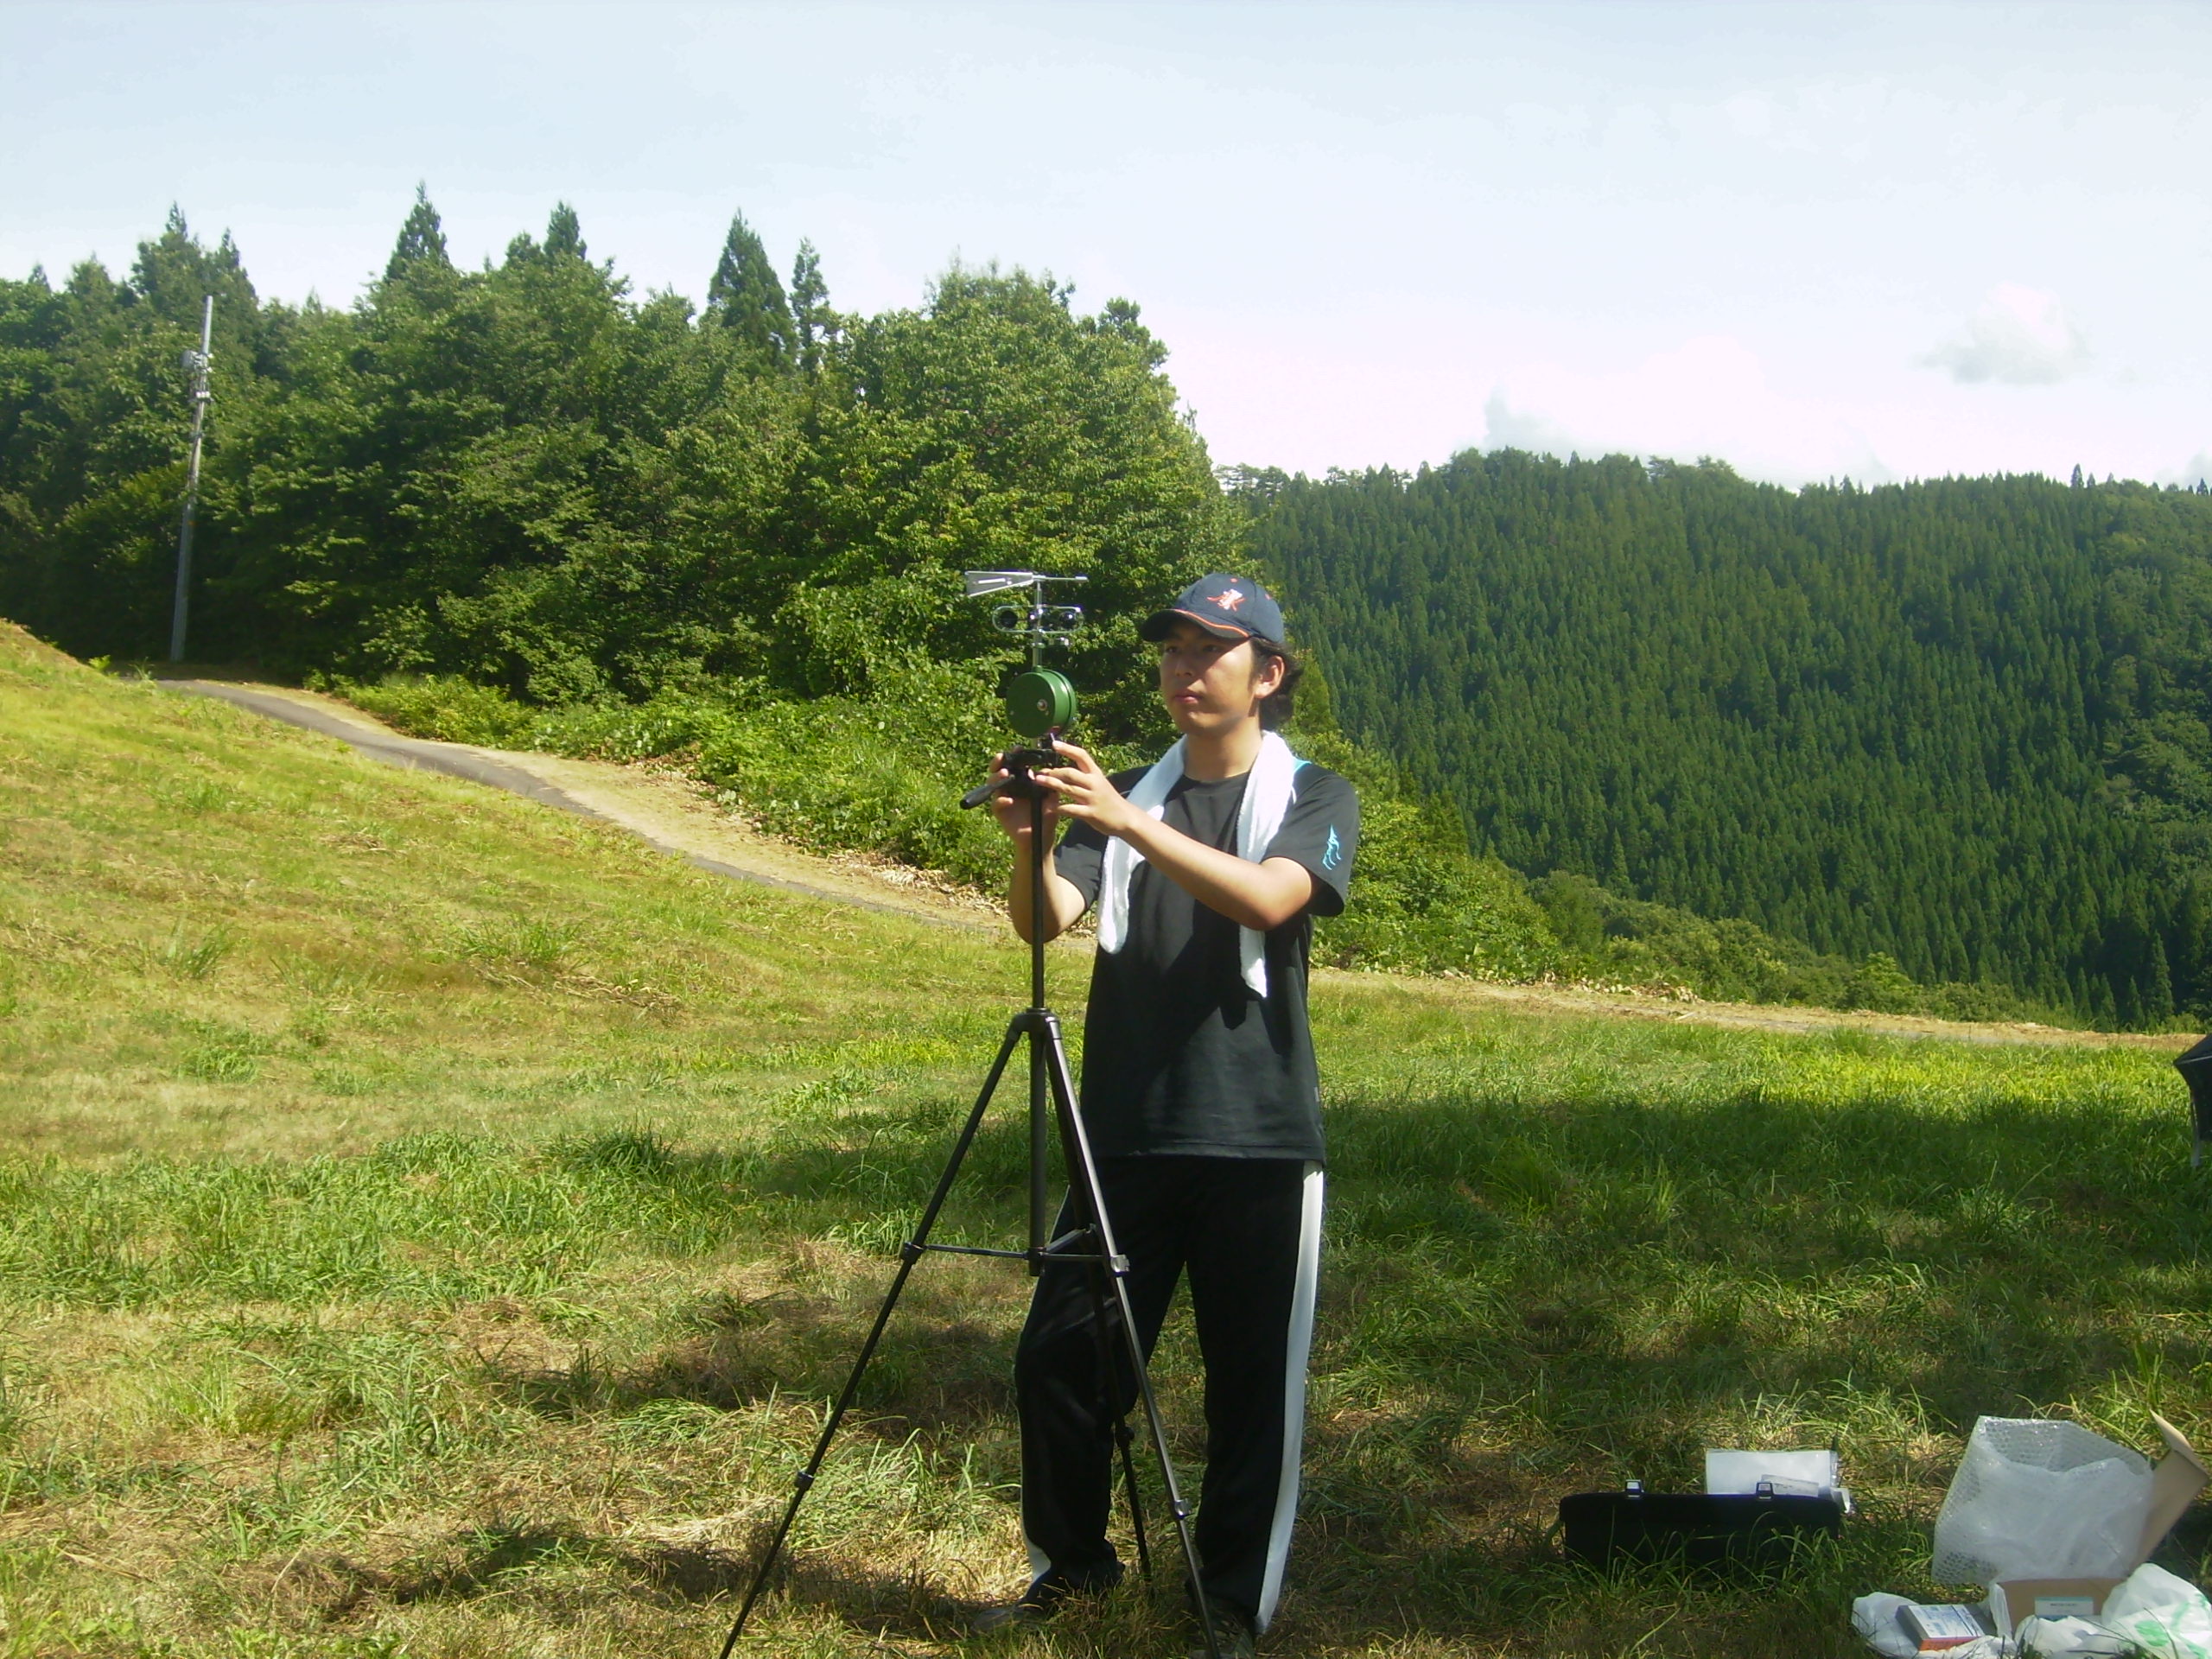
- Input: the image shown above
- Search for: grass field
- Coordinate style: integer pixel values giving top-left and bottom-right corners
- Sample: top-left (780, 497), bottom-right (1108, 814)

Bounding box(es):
top-left (3, 621), bottom-right (2210, 1658)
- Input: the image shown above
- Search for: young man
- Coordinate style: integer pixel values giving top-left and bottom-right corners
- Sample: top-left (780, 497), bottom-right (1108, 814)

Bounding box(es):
top-left (981, 574), bottom-right (1359, 1657)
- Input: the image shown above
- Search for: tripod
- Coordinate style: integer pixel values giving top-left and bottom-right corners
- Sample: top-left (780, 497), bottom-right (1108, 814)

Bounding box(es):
top-left (717, 764), bottom-right (1225, 1659)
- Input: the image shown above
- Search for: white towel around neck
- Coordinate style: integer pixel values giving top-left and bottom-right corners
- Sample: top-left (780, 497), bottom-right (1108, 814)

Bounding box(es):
top-left (1095, 730), bottom-right (1304, 997)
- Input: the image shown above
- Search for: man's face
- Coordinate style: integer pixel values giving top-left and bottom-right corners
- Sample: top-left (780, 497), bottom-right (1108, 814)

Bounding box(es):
top-left (1156, 620), bottom-right (1281, 735)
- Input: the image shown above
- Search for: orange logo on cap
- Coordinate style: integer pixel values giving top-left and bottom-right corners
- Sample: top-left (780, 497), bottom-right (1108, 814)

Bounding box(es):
top-left (1211, 588), bottom-right (1246, 612)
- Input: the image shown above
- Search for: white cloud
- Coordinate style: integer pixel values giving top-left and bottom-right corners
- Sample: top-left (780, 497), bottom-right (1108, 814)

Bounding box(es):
top-left (2164, 449), bottom-right (2212, 490)
top-left (1478, 335), bottom-right (1891, 487)
top-left (1923, 283), bottom-right (2090, 386)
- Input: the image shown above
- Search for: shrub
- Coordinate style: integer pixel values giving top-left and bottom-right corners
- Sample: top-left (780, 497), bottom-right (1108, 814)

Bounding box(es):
top-left (331, 674), bottom-right (537, 747)
top-left (327, 670), bottom-right (2058, 1022)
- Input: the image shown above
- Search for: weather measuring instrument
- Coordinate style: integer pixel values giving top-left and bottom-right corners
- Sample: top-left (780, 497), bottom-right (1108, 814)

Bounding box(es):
top-left (964, 566), bottom-right (1085, 747)
top-left (717, 567), bottom-right (1228, 1659)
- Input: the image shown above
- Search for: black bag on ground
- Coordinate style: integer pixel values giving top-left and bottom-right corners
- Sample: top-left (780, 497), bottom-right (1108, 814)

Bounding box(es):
top-left (1557, 1487), bottom-right (1844, 1573)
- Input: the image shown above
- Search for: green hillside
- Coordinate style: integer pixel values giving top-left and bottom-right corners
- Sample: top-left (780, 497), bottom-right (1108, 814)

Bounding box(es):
top-left (4, 200), bottom-right (2045, 1020)
top-left (4, 606), bottom-right (2210, 1659)
top-left (1246, 452), bottom-right (2212, 1027)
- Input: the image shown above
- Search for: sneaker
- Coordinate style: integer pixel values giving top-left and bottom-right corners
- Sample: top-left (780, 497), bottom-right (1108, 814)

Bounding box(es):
top-left (1186, 1601), bottom-right (1257, 1659)
top-left (968, 1566), bottom-right (1122, 1635)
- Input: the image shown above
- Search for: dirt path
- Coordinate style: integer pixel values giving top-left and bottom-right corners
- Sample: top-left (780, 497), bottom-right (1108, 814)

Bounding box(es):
top-left (161, 679), bottom-right (995, 929)
top-left (164, 678), bottom-right (2193, 1053)
top-left (1340, 971), bottom-right (2192, 1051)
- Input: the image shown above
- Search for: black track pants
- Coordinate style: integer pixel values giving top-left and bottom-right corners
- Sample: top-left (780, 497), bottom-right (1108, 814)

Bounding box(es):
top-left (1013, 1154), bottom-right (1324, 1633)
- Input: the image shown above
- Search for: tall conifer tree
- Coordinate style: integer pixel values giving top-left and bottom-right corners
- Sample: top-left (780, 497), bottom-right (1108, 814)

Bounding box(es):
top-left (706, 211), bottom-right (792, 366)
top-left (130, 206), bottom-right (257, 335)
top-left (545, 202), bottom-right (587, 261)
top-left (384, 184), bottom-right (452, 282)
top-left (790, 238), bottom-right (830, 374)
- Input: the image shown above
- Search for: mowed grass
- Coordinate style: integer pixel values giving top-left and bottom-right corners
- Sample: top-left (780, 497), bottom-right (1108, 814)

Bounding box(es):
top-left (3, 622), bottom-right (2210, 1658)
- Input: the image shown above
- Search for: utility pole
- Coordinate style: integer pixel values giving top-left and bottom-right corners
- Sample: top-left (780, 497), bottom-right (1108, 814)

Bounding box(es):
top-left (168, 293), bottom-right (214, 664)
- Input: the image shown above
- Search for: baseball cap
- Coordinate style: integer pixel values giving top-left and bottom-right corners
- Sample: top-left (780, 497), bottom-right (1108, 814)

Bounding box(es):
top-left (1139, 573), bottom-right (1287, 648)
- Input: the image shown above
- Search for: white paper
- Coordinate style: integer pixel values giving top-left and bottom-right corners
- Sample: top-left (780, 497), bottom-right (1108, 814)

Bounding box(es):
top-left (1705, 1447), bottom-right (1838, 1498)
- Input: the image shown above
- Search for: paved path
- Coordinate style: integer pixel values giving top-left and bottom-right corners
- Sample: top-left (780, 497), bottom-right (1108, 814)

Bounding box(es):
top-left (159, 679), bottom-right (980, 927)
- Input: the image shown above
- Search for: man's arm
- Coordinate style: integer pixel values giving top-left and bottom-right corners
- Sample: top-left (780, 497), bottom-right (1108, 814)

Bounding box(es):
top-left (1034, 741), bottom-right (1315, 931)
top-left (988, 760), bottom-right (1090, 943)
top-left (1110, 819), bottom-right (1315, 931)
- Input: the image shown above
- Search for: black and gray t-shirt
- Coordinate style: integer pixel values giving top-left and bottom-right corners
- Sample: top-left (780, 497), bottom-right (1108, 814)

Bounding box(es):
top-left (1054, 761), bottom-right (1359, 1162)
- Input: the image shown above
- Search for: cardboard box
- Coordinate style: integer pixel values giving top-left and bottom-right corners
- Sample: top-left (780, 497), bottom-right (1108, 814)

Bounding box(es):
top-left (1987, 1577), bottom-right (2116, 1630)
top-left (1986, 1414), bottom-right (2208, 1635)
top-left (1899, 1601), bottom-right (1987, 1649)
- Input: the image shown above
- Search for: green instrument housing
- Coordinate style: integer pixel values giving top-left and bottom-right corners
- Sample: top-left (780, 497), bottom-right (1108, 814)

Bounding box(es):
top-left (1006, 668), bottom-right (1078, 740)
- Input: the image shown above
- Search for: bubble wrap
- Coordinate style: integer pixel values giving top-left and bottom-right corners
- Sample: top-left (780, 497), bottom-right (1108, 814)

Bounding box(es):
top-left (1931, 1417), bottom-right (2152, 1584)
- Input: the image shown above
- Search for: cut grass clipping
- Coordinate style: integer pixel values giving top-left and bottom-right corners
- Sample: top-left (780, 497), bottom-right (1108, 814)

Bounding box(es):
top-left (2, 620), bottom-right (2209, 1657)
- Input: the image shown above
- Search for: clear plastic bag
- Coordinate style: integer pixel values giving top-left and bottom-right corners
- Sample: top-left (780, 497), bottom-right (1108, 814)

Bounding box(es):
top-left (1852, 1592), bottom-right (1921, 1659)
top-left (2017, 1615), bottom-right (2133, 1657)
top-left (1930, 1419), bottom-right (2153, 1583)
top-left (2098, 1563), bottom-right (2212, 1659)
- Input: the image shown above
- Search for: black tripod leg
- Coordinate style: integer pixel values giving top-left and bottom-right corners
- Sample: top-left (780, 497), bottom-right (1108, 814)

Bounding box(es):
top-left (1038, 1014), bottom-right (1224, 1659)
top-left (716, 1014), bottom-right (1027, 1659)
top-left (1116, 1412), bottom-right (1153, 1578)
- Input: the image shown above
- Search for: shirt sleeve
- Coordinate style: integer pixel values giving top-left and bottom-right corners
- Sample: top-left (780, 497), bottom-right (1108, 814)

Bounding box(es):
top-left (1051, 766), bottom-right (1151, 911)
top-left (1262, 766), bottom-right (1359, 918)
top-left (1055, 821), bottom-right (1105, 909)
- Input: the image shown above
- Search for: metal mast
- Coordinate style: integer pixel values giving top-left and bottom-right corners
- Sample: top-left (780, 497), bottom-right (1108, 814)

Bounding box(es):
top-left (168, 293), bottom-right (214, 664)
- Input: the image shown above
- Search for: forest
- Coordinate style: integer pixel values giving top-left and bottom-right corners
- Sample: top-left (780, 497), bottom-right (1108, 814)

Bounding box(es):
top-left (3, 197), bottom-right (2200, 1025)
top-left (1246, 454), bottom-right (2212, 1026)
top-left (0, 194), bottom-right (1233, 731)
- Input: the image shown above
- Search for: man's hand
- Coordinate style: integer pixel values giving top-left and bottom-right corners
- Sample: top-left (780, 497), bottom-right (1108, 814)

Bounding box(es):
top-left (989, 746), bottom-right (1088, 944)
top-left (987, 751), bottom-right (1061, 845)
top-left (1030, 741), bottom-right (1143, 838)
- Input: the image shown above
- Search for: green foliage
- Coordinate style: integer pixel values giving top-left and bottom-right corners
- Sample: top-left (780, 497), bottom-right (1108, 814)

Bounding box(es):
top-left (341, 660), bottom-right (1052, 892)
top-left (1292, 730), bottom-right (1561, 978)
top-left (336, 663), bottom-right (2024, 1020)
top-left (1249, 451), bottom-right (2212, 1027)
top-left (789, 237), bottom-right (832, 376)
top-left (328, 672), bottom-right (538, 747)
top-left (704, 209), bottom-right (793, 366)
top-left (0, 204), bottom-right (1238, 748)
top-left (0, 202), bottom-right (2124, 1025)
top-left (382, 183), bottom-right (450, 283)
top-left (689, 665), bottom-right (1014, 884)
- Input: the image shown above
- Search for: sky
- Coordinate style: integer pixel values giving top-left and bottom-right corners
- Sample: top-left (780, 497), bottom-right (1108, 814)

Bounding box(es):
top-left (4, 1), bottom-right (2209, 489)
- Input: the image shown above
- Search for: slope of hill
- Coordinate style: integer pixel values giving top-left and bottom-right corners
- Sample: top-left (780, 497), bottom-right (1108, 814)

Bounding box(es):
top-left (321, 659), bottom-right (2065, 1022)
top-left (1247, 452), bottom-right (2212, 1027)
top-left (171, 668), bottom-right (2143, 1050)
top-left (3, 620), bottom-right (2205, 1659)
top-left (0, 203), bottom-right (2097, 1025)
